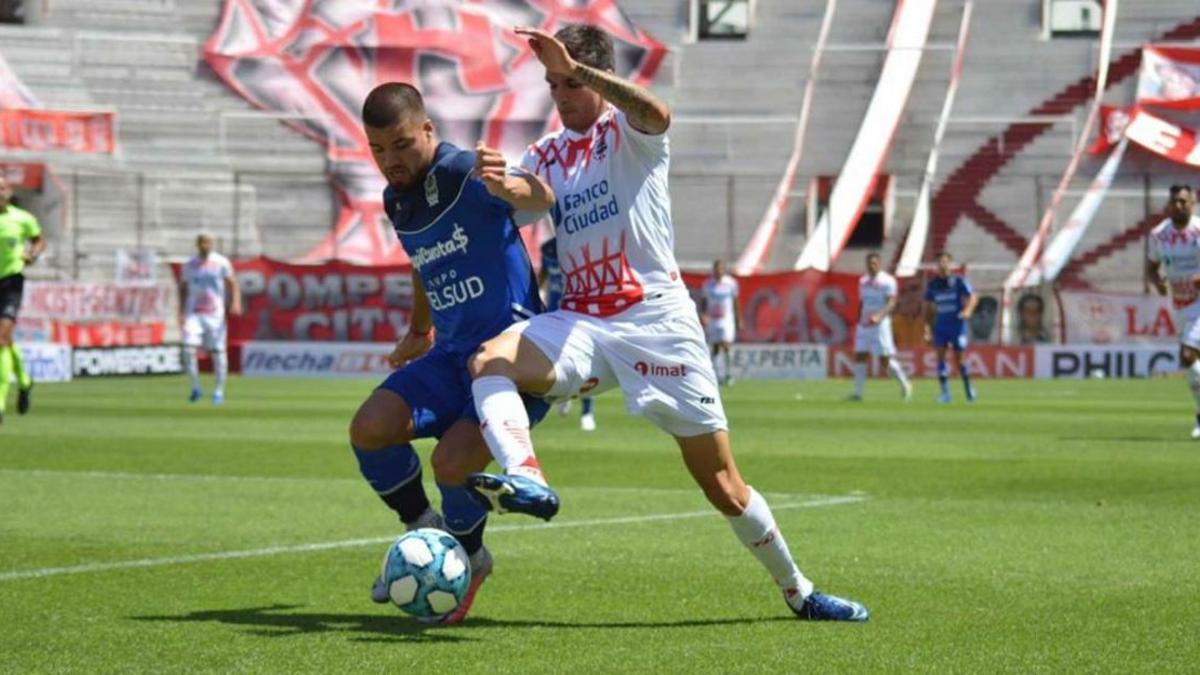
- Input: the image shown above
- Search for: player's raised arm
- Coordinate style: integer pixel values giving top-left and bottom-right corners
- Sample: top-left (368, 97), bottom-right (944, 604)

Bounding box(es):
top-left (474, 142), bottom-right (555, 213)
top-left (515, 26), bottom-right (670, 134)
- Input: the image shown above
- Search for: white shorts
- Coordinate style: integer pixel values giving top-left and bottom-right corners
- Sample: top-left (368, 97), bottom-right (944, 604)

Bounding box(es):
top-left (1179, 311), bottom-right (1200, 350)
top-left (705, 319), bottom-right (736, 346)
top-left (853, 320), bottom-right (896, 357)
top-left (509, 296), bottom-right (728, 437)
top-left (183, 314), bottom-right (227, 351)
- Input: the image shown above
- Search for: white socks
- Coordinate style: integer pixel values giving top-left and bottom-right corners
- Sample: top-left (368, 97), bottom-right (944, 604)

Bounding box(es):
top-left (727, 487), bottom-right (813, 598)
top-left (852, 361), bottom-right (867, 397)
top-left (472, 375), bottom-right (545, 484)
top-left (1186, 361), bottom-right (1200, 412)
top-left (184, 346), bottom-right (201, 391)
top-left (213, 349), bottom-right (228, 395)
top-left (887, 358), bottom-right (910, 390)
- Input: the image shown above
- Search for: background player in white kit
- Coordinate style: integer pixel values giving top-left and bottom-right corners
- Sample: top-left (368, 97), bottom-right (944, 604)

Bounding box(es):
top-left (465, 24), bottom-right (867, 621)
top-left (1145, 184), bottom-right (1200, 438)
top-left (850, 253), bottom-right (911, 401)
top-left (179, 234), bottom-right (241, 404)
top-left (701, 260), bottom-right (740, 385)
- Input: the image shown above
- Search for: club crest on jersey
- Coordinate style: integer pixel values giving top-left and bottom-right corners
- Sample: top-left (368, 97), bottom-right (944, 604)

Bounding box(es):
top-left (425, 172), bottom-right (439, 207)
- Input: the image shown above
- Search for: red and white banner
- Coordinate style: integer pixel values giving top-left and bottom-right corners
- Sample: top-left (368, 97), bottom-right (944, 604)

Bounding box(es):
top-left (829, 345), bottom-right (1034, 379)
top-left (682, 270), bottom-right (859, 344)
top-left (1137, 45), bottom-right (1200, 110)
top-left (0, 109), bottom-right (116, 154)
top-left (0, 162), bottom-right (44, 189)
top-left (52, 321), bottom-right (168, 348)
top-left (204, 0), bottom-right (665, 266)
top-left (229, 257), bottom-right (415, 342)
top-left (22, 282), bottom-right (174, 323)
top-left (795, 0), bottom-right (937, 271)
top-left (1058, 291), bottom-right (1176, 344)
top-left (1122, 107), bottom-right (1200, 168)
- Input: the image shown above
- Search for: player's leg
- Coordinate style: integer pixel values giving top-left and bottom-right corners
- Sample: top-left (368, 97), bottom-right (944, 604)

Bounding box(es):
top-left (580, 395), bottom-right (596, 431)
top-left (935, 343), bottom-right (951, 402)
top-left (349, 388), bottom-right (435, 528)
top-left (879, 323), bottom-right (910, 399)
top-left (954, 336), bottom-right (975, 401)
top-left (1179, 344), bottom-right (1200, 438)
top-left (429, 419), bottom-right (497, 624)
top-left (850, 351), bottom-right (868, 400)
top-left (207, 318), bottom-right (228, 404)
top-left (0, 316), bottom-right (13, 423)
top-left (182, 315), bottom-right (204, 402)
top-left (708, 338), bottom-right (723, 383)
top-left (676, 430), bottom-right (868, 621)
top-left (720, 342), bottom-right (734, 385)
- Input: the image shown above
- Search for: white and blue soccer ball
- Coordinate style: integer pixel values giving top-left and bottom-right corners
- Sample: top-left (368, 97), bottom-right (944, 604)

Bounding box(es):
top-left (380, 528), bottom-right (471, 619)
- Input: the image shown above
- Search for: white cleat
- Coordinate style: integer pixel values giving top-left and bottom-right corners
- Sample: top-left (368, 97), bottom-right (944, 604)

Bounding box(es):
top-left (557, 399), bottom-right (572, 417)
top-left (580, 413), bottom-right (597, 432)
top-left (1191, 426), bottom-right (1200, 440)
top-left (901, 380), bottom-right (913, 401)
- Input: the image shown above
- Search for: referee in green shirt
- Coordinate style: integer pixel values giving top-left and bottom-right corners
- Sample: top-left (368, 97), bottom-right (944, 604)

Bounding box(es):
top-left (0, 175), bottom-right (46, 425)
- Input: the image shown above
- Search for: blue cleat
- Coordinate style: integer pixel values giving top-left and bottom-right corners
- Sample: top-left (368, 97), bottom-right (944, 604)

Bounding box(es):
top-left (212, 391), bottom-right (224, 406)
top-left (937, 392), bottom-right (951, 404)
top-left (189, 388), bottom-right (203, 403)
top-left (789, 589), bottom-right (869, 622)
top-left (467, 473), bottom-right (560, 521)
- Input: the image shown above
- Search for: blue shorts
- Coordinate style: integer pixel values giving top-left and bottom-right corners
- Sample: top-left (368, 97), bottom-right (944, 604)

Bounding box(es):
top-left (379, 346), bottom-right (549, 440)
top-left (932, 327), bottom-right (968, 352)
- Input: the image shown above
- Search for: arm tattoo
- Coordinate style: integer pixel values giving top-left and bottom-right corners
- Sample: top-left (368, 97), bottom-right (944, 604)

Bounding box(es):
top-left (572, 63), bottom-right (668, 133)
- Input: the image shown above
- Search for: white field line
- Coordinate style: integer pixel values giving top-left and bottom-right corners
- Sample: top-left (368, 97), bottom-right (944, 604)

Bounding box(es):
top-left (0, 495), bottom-right (867, 582)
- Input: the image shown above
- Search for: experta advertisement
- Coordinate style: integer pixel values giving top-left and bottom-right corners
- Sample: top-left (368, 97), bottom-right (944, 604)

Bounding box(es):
top-left (729, 344), bottom-right (827, 380)
top-left (241, 341), bottom-right (395, 378)
top-left (1034, 344), bottom-right (1179, 378)
top-left (72, 344), bottom-right (184, 378)
top-left (15, 342), bottom-right (72, 383)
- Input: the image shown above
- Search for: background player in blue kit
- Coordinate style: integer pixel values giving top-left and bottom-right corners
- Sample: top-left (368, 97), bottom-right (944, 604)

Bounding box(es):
top-left (347, 83), bottom-right (556, 624)
top-left (538, 237), bottom-right (597, 431)
top-left (924, 252), bottom-right (979, 403)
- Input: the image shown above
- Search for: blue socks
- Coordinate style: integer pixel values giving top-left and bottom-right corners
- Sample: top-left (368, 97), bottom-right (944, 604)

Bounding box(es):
top-left (960, 363), bottom-right (975, 399)
top-left (581, 396), bottom-right (594, 415)
top-left (352, 444), bottom-right (430, 524)
top-left (438, 482), bottom-right (488, 556)
top-left (937, 360), bottom-right (950, 396)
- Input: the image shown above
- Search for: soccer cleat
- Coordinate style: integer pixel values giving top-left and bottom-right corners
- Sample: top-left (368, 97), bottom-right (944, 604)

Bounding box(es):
top-left (370, 510), bottom-right (448, 604)
top-left (965, 386), bottom-right (977, 403)
top-left (787, 589), bottom-right (869, 622)
top-left (1191, 426), bottom-right (1200, 440)
top-left (937, 392), bottom-right (951, 404)
top-left (212, 391), bottom-right (225, 405)
top-left (580, 412), bottom-right (596, 432)
top-left (189, 388), bottom-right (203, 403)
top-left (428, 546), bottom-right (493, 625)
top-left (467, 472), bottom-right (560, 521)
top-left (901, 380), bottom-right (912, 401)
top-left (557, 399), bottom-right (572, 417)
top-left (845, 393), bottom-right (862, 402)
top-left (17, 384), bottom-right (32, 415)
top-left (370, 575), bottom-right (391, 604)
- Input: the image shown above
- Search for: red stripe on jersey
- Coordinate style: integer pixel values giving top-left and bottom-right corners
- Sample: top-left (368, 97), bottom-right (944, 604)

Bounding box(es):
top-left (560, 231), bottom-right (644, 318)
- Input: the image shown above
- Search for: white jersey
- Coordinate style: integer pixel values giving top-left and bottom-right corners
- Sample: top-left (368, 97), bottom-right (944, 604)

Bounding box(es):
top-left (182, 252), bottom-right (233, 317)
top-left (1148, 215), bottom-right (1200, 316)
top-left (521, 106), bottom-right (684, 317)
top-left (701, 275), bottom-right (739, 323)
top-left (858, 271), bottom-right (898, 326)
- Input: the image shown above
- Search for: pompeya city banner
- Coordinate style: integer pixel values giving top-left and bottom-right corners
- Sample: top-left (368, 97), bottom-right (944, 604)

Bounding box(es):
top-left (204, 0), bottom-right (666, 265)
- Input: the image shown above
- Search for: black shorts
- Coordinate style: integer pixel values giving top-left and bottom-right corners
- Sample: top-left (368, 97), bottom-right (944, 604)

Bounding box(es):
top-left (0, 273), bottom-right (25, 321)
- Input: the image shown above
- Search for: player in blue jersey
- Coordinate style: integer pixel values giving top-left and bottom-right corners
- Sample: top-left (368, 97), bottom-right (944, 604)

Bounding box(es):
top-left (538, 237), bottom-right (597, 431)
top-left (923, 252), bottom-right (979, 403)
top-left (348, 83), bottom-right (557, 624)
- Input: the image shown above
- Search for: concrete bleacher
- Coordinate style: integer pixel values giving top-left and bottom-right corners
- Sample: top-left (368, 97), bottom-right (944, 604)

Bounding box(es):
top-left (0, 0), bottom-right (1196, 292)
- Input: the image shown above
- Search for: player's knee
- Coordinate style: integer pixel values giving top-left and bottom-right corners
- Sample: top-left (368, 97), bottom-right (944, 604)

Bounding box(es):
top-left (468, 340), bottom-right (512, 379)
top-left (349, 405), bottom-right (407, 450)
top-left (430, 445), bottom-right (471, 486)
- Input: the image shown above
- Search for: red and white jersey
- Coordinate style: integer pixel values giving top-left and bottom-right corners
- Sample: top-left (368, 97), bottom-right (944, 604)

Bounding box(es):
top-left (702, 274), bottom-right (739, 322)
top-left (182, 252), bottom-right (233, 317)
top-left (520, 106), bottom-right (683, 317)
top-left (1148, 215), bottom-right (1200, 314)
top-left (858, 271), bottom-right (898, 326)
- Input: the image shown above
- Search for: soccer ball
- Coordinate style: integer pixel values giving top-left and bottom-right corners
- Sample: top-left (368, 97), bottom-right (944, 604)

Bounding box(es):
top-left (380, 528), bottom-right (471, 619)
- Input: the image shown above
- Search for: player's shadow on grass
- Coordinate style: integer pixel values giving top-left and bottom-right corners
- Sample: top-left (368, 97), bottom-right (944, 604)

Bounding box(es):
top-left (133, 604), bottom-right (791, 642)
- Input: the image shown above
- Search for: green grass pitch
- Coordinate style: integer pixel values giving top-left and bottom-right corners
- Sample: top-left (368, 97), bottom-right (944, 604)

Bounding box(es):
top-left (1, 375), bottom-right (1198, 673)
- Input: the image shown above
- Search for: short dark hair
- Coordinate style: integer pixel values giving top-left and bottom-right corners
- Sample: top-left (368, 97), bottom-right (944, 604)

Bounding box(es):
top-left (555, 24), bottom-right (614, 71)
top-left (1169, 184), bottom-right (1194, 198)
top-left (866, 252), bottom-right (881, 262)
top-left (1018, 293), bottom-right (1044, 312)
top-left (361, 82), bottom-right (425, 129)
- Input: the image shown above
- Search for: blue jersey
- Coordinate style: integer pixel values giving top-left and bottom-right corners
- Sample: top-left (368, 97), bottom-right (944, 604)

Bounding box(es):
top-left (540, 238), bottom-right (564, 311)
top-left (924, 274), bottom-right (974, 335)
top-left (384, 142), bottom-right (542, 356)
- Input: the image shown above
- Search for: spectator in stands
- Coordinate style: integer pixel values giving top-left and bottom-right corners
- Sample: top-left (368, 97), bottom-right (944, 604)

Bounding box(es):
top-left (0, 174), bottom-right (44, 425)
top-left (1016, 294), bottom-right (1050, 344)
top-left (968, 296), bottom-right (999, 342)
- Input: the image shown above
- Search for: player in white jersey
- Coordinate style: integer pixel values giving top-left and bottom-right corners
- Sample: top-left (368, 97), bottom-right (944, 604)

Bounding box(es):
top-left (701, 260), bottom-right (740, 385)
top-left (1146, 184), bottom-right (1200, 438)
top-left (850, 253), bottom-right (911, 401)
top-left (463, 24), bottom-right (867, 621)
top-left (179, 234), bottom-right (241, 404)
